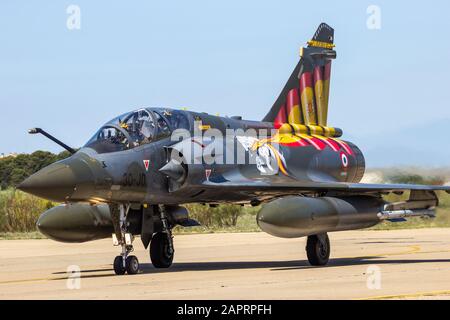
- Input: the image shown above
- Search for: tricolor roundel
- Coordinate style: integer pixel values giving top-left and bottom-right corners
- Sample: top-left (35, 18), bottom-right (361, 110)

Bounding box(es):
top-left (340, 152), bottom-right (348, 168)
top-left (143, 160), bottom-right (150, 172)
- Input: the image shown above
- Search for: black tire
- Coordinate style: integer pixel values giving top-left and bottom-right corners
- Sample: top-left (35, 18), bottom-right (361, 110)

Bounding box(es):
top-left (150, 232), bottom-right (174, 268)
top-left (113, 255), bottom-right (126, 275)
top-left (306, 233), bottom-right (330, 266)
top-left (125, 255), bottom-right (139, 275)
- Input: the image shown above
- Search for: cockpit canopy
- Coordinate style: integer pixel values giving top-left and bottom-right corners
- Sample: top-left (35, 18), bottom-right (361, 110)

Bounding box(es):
top-left (84, 108), bottom-right (189, 154)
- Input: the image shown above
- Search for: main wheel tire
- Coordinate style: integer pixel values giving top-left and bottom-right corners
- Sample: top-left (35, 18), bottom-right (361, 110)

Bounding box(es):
top-left (125, 255), bottom-right (139, 275)
top-left (113, 255), bottom-right (126, 275)
top-left (150, 232), bottom-right (174, 268)
top-left (306, 233), bottom-right (330, 266)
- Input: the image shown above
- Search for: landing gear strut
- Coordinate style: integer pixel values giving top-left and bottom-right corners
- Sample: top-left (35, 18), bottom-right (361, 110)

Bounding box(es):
top-left (150, 205), bottom-right (174, 268)
top-left (306, 233), bottom-right (330, 266)
top-left (111, 203), bottom-right (140, 275)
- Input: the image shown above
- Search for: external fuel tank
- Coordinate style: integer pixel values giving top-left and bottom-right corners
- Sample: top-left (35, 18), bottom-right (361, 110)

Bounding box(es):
top-left (257, 196), bottom-right (385, 238)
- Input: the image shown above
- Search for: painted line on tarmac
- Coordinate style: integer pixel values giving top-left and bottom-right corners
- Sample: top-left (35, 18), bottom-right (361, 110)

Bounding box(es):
top-left (341, 245), bottom-right (421, 260)
top-left (357, 289), bottom-right (450, 300)
top-left (0, 265), bottom-right (111, 285)
top-left (0, 277), bottom-right (67, 285)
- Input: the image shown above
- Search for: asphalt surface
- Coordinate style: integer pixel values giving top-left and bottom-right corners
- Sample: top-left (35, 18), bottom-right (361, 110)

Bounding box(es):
top-left (1, 229), bottom-right (450, 300)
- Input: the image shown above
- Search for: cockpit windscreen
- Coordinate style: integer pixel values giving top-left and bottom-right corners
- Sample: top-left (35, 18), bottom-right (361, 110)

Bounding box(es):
top-left (84, 109), bottom-right (156, 153)
top-left (84, 108), bottom-right (189, 154)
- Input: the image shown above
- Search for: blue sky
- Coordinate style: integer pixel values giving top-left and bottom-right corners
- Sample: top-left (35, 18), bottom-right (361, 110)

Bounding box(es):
top-left (1, 1), bottom-right (449, 167)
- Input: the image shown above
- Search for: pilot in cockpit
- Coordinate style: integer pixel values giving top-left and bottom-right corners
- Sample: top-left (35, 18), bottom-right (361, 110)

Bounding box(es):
top-left (117, 110), bottom-right (158, 146)
top-left (137, 110), bottom-right (155, 144)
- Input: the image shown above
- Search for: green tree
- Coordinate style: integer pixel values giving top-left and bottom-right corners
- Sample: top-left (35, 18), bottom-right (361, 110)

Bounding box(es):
top-left (9, 168), bottom-right (28, 187)
top-left (185, 203), bottom-right (244, 227)
top-left (0, 151), bottom-right (70, 189)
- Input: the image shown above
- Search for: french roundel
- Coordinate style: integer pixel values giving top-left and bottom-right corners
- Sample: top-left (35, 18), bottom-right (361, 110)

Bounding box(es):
top-left (340, 152), bottom-right (348, 168)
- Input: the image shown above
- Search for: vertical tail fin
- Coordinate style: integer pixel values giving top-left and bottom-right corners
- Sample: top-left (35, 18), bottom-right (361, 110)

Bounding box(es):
top-left (263, 23), bottom-right (336, 128)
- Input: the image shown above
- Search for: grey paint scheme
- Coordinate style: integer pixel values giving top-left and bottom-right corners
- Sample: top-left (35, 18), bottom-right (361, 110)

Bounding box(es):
top-left (20, 108), bottom-right (365, 205)
top-left (19, 106), bottom-right (450, 244)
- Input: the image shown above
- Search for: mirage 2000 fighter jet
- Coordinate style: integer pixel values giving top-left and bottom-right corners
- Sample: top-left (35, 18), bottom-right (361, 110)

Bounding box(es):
top-left (19, 23), bottom-right (450, 275)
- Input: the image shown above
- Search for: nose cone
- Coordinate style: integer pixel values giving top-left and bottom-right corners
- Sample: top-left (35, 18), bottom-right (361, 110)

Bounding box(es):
top-left (18, 162), bottom-right (77, 202)
top-left (18, 156), bottom-right (95, 202)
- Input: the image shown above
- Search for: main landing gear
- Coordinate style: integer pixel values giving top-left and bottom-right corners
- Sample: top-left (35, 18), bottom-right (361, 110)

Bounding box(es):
top-left (306, 233), bottom-right (330, 266)
top-left (150, 206), bottom-right (174, 268)
top-left (110, 204), bottom-right (140, 275)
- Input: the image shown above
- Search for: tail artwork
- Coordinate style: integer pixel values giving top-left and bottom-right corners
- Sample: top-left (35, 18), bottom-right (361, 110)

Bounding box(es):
top-left (264, 23), bottom-right (336, 130)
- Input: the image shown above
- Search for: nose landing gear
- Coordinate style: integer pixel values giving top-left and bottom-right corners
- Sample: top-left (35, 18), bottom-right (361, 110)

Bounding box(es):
top-left (110, 203), bottom-right (140, 275)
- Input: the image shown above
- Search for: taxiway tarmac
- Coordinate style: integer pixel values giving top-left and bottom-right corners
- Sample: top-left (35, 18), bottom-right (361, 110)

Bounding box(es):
top-left (0, 229), bottom-right (449, 300)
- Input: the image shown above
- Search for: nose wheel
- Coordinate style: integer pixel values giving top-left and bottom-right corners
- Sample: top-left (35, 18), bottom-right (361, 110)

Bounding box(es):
top-left (113, 256), bottom-right (125, 275)
top-left (113, 253), bottom-right (140, 275)
top-left (125, 255), bottom-right (140, 274)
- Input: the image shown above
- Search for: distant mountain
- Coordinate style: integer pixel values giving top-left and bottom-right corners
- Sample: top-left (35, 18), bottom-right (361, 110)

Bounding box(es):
top-left (363, 167), bottom-right (450, 183)
top-left (346, 119), bottom-right (450, 168)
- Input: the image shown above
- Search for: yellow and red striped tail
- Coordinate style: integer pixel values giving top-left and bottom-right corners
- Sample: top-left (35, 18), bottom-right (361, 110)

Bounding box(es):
top-left (263, 23), bottom-right (337, 132)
